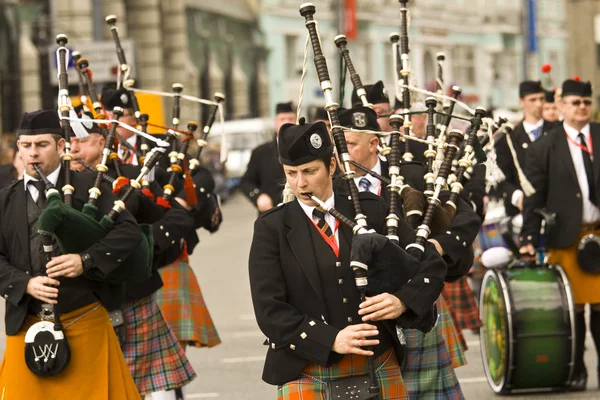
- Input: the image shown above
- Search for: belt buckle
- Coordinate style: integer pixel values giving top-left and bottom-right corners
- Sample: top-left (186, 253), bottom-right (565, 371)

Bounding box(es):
top-left (37, 303), bottom-right (55, 321)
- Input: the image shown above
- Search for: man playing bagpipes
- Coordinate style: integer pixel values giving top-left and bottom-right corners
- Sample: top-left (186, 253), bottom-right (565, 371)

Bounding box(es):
top-left (100, 85), bottom-right (223, 399)
top-left (69, 115), bottom-right (198, 399)
top-left (249, 119), bottom-right (448, 399)
top-left (336, 106), bottom-right (481, 398)
top-left (520, 79), bottom-right (600, 391)
top-left (0, 110), bottom-right (142, 399)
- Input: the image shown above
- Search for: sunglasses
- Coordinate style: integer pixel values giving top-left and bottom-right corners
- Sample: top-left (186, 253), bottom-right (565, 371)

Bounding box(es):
top-left (568, 99), bottom-right (592, 107)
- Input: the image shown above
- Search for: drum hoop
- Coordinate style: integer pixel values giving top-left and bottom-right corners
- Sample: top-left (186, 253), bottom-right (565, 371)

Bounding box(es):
top-left (552, 264), bottom-right (577, 386)
top-left (479, 268), bottom-right (511, 393)
top-left (496, 269), bottom-right (515, 390)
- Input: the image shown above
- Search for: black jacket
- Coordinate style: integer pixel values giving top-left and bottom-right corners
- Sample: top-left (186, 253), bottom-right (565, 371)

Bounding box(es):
top-left (495, 120), bottom-right (556, 216)
top-left (0, 168), bottom-right (142, 335)
top-left (240, 140), bottom-right (285, 209)
top-left (106, 163), bottom-right (195, 299)
top-left (337, 160), bottom-right (480, 281)
top-left (249, 192), bottom-right (447, 385)
top-left (0, 164), bottom-right (17, 190)
top-left (521, 123), bottom-right (600, 248)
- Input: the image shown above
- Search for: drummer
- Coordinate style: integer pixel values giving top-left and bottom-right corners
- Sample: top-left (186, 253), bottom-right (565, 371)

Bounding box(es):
top-left (520, 78), bottom-right (600, 391)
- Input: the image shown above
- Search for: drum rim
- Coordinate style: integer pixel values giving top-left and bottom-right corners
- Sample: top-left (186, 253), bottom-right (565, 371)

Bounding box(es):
top-left (479, 268), bottom-right (513, 393)
top-left (552, 264), bottom-right (576, 386)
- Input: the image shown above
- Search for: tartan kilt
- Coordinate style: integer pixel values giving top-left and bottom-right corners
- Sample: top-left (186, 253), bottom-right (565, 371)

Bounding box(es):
top-left (442, 276), bottom-right (481, 331)
top-left (122, 295), bottom-right (196, 395)
top-left (155, 258), bottom-right (221, 348)
top-left (402, 297), bottom-right (464, 400)
top-left (438, 296), bottom-right (466, 368)
top-left (277, 348), bottom-right (407, 400)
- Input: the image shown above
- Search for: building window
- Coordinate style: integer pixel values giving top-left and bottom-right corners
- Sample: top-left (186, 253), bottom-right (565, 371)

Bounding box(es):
top-left (285, 35), bottom-right (301, 79)
top-left (452, 46), bottom-right (476, 86)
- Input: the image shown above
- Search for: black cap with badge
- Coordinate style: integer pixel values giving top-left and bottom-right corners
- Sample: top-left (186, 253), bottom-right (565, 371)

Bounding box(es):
top-left (278, 118), bottom-right (333, 166)
top-left (338, 106), bottom-right (381, 132)
top-left (544, 89), bottom-right (555, 103)
top-left (101, 86), bottom-right (133, 110)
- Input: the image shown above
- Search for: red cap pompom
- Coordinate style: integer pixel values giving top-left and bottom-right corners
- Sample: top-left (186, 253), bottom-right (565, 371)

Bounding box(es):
top-left (541, 64), bottom-right (552, 74)
top-left (574, 75), bottom-right (581, 81)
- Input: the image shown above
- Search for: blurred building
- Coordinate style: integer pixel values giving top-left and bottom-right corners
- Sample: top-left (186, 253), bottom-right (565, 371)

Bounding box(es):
top-left (566, 0), bottom-right (600, 105)
top-left (2, 0), bottom-right (269, 134)
top-left (260, 0), bottom-right (568, 112)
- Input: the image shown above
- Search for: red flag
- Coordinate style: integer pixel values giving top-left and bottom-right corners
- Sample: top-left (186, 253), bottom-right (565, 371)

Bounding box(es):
top-left (345, 0), bottom-right (357, 40)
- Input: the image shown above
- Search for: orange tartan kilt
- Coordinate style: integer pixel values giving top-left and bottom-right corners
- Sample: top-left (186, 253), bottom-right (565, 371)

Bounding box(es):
top-left (549, 227), bottom-right (600, 304)
top-left (0, 302), bottom-right (141, 399)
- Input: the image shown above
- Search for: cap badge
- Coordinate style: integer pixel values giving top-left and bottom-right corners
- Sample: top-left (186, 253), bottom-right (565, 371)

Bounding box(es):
top-left (353, 112), bottom-right (366, 128)
top-left (310, 133), bottom-right (322, 149)
top-left (120, 93), bottom-right (129, 105)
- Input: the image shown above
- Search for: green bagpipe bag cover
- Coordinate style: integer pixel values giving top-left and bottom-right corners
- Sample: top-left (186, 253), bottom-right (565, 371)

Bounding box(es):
top-left (37, 194), bottom-right (153, 284)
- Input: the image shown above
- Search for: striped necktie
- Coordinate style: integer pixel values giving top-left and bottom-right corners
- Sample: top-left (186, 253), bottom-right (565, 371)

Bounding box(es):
top-left (312, 207), bottom-right (334, 239)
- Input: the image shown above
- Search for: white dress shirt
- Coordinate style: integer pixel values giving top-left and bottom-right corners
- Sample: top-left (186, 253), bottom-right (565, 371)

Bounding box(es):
top-left (118, 134), bottom-right (139, 166)
top-left (24, 164), bottom-right (61, 203)
top-left (563, 122), bottom-right (600, 224)
top-left (298, 192), bottom-right (339, 246)
top-left (353, 158), bottom-right (382, 196)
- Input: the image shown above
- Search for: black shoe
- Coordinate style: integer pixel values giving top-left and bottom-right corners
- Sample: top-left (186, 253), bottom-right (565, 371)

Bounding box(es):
top-left (568, 369), bottom-right (587, 392)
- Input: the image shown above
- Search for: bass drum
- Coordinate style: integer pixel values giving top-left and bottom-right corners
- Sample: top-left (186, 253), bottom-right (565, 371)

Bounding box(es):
top-left (480, 263), bottom-right (575, 394)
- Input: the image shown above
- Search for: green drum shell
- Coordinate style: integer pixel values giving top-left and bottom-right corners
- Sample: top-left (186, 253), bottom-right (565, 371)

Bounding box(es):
top-left (480, 264), bottom-right (575, 394)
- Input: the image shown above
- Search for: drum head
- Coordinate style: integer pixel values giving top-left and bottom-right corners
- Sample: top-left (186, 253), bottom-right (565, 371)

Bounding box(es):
top-left (480, 269), bottom-right (510, 394)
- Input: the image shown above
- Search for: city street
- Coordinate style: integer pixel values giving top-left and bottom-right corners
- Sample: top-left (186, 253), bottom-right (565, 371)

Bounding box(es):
top-left (1, 192), bottom-right (600, 399)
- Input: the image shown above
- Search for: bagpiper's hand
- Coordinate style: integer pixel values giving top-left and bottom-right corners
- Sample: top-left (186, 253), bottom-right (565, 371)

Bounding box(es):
top-left (332, 324), bottom-right (379, 356)
top-left (519, 244), bottom-right (535, 257)
top-left (256, 193), bottom-right (274, 213)
top-left (46, 254), bottom-right (84, 278)
top-left (428, 238), bottom-right (445, 256)
top-left (26, 276), bottom-right (60, 304)
top-left (359, 293), bottom-right (406, 321)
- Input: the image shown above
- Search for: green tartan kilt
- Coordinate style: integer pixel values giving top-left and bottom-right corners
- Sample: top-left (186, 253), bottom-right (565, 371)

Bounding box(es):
top-left (402, 298), bottom-right (465, 399)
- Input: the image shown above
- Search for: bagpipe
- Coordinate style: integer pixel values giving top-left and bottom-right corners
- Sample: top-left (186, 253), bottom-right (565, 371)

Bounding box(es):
top-left (35, 34), bottom-right (174, 286)
top-left (25, 165), bottom-right (71, 377)
top-left (79, 14), bottom-right (225, 234)
top-left (299, 0), bottom-right (510, 329)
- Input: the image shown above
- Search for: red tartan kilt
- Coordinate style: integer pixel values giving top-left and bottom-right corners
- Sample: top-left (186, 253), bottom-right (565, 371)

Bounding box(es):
top-left (155, 256), bottom-right (221, 348)
top-left (442, 276), bottom-right (482, 331)
top-left (277, 348), bottom-right (408, 399)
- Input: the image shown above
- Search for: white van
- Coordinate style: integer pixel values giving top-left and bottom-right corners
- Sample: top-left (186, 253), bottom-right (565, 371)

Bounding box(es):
top-left (208, 117), bottom-right (274, 179)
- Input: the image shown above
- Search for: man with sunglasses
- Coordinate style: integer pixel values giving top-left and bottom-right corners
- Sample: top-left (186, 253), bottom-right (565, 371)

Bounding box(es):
top-left (520, 79), bottom-right (600, 391)
top-left (495, 81), bottom-right (557, 217)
